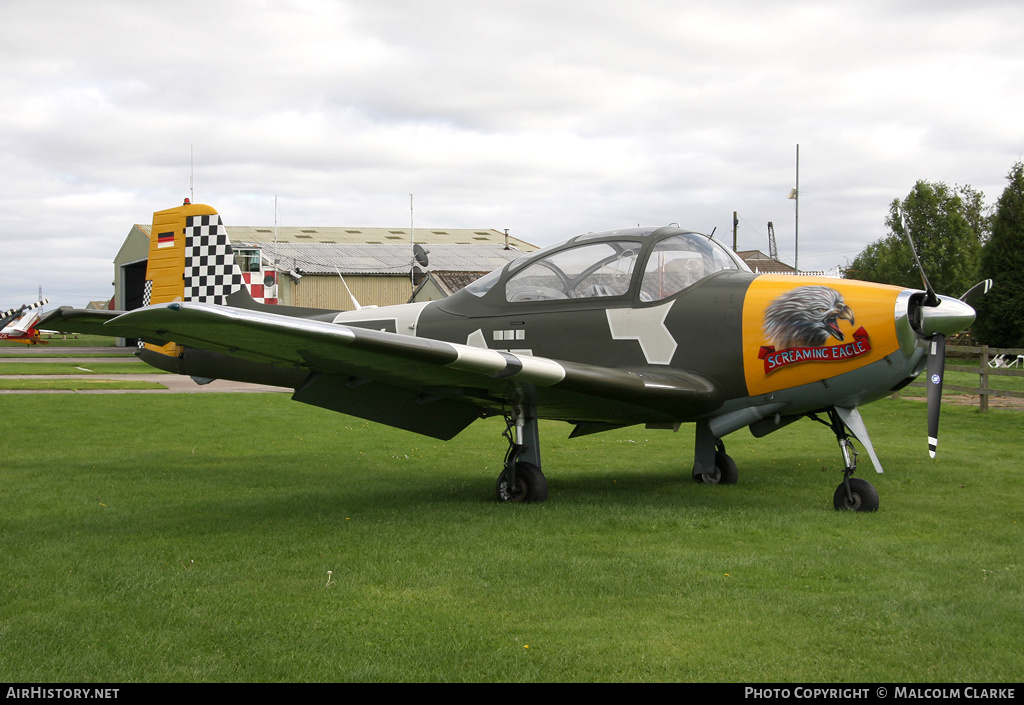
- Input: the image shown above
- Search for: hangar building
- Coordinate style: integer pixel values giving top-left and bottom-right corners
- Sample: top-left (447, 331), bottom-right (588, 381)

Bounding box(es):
top-left (112, 225), bottom-right (825, 317)
top-left (114, 224), bottom-right (537, 313)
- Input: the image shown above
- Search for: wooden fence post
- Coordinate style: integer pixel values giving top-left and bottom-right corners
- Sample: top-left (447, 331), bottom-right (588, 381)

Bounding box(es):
top-left (980, 344), bottom-right (989, 413)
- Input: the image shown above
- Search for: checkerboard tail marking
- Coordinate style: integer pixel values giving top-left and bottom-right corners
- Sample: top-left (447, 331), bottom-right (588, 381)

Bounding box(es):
top-left (182, 215), bottom-right (245, 305)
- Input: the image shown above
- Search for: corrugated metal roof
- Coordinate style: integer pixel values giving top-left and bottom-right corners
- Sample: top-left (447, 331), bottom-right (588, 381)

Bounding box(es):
top-left (132, 223), bottom-right (533, 247)
top-left (227, 225), bottom-right (533, 249)
top-left (236, 241), bottom-right (530, 276)
top-left (131, 223), bottom-right (536, 275)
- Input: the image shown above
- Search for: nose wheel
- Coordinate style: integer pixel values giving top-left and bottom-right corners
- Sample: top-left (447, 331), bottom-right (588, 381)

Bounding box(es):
top-left (812, 408), bottom-right (880, 512)
top-left (833, 477), bottom-right (879, 511)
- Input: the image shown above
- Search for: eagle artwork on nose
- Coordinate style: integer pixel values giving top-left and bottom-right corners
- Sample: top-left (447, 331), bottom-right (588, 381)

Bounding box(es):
top-left (763, 286), bottom-right (855, 350)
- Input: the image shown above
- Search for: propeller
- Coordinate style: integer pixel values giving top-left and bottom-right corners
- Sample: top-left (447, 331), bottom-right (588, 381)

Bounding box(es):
top-left (0, 298), bottom-right (48, 329)
top-left (960, 279), bottom-right (993, 309)
top-left (897, 210), bottom-right (983, 458)
top-left (924, 333), bottom-right (945, 458)
top-left (898, 210), bottom-right (938, 307)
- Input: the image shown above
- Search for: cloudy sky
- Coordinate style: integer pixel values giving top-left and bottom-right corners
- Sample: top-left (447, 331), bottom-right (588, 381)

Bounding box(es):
top-left (2, 0), bottom-right (1022, 310)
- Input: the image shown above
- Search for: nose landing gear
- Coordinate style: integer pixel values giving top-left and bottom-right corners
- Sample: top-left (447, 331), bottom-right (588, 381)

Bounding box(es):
top-left (812, 407), bottom-right (879, 512)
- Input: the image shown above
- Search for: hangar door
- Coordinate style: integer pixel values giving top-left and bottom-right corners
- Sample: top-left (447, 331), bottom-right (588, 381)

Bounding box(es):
top-left (119, 259), bottom-right (148, 346)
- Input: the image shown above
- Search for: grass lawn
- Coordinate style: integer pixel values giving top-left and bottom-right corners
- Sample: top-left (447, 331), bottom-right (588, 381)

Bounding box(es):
top-left (901, 369), bottom-right (1024, 397)
top-left (0, 379), bottom-right (167, 390)
top-left (1, 394), bottom-right (1021, 682)
top-left (0, 362), bottom-right (168, 375)
top-left (0, 353), bottom-right (167, 389)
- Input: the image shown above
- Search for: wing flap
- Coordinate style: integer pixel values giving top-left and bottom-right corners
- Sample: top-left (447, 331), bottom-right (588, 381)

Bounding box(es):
top-left (293, 372), bottom-right (482, 440)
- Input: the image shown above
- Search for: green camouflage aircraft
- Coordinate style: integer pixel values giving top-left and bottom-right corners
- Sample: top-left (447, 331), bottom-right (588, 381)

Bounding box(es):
top-left (41, 201), bottom-right (985, 510)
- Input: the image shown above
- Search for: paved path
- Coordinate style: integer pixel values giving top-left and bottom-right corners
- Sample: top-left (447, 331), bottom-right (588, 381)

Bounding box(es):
top-left (0, 357), bottom-right (136, 364)
top-left (0, 375), bottom-right (292, 394)
top-left (0, 347), bottom-right (291, 394)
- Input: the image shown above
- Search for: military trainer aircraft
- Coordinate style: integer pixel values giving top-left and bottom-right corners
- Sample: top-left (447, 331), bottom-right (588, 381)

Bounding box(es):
top-left (1, 299), bottom-right (49, 344)
top-left (40, 200), bottom-right (984, 511)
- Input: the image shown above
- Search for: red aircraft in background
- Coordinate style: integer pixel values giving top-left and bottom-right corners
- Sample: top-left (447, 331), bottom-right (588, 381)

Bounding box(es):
top-left (0, 299), bottom-right (49, 345)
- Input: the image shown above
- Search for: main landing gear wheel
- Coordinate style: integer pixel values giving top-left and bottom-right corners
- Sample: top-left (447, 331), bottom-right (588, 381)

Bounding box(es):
top-left (833, 477), bottom-right (879, 512)
top-left (496, 462), bottom-right (548, 503)
top-left (698, 450), bottom-right (739, 485)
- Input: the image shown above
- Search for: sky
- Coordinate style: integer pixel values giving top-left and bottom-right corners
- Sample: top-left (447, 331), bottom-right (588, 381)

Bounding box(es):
top-left (2, 0), bottom-right (1023, 311)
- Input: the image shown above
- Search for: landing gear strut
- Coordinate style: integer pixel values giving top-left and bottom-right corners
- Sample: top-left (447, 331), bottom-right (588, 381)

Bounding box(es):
top-left (814, 408), bottom-right (879, 512)
top-left (696, 440), bottom-right (738, 485)
top-left (692, 420), bottom-right (738, 485)
top-left (495, 404), bottom-right (548, 503)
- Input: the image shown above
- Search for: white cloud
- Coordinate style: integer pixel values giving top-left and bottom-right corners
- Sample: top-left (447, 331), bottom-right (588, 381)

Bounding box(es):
top-left (1, 0), bottom-right (1022, 309)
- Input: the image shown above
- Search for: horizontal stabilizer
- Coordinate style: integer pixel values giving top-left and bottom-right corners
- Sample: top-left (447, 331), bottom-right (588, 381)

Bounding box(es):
top-left (38, 307), bottom-right (127, 338)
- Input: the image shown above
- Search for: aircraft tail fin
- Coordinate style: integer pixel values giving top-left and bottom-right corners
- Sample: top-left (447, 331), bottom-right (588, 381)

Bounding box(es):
top-left (142, 200), bottom-right (247, 358)
top-left (1, 299), bottom-right (47, 333)
top-left (145, 200), bottom-right (246, 308)
top-left (1, 298), bottom-right (48, 329)
top-left (7, 308), bottom-right (42, 335)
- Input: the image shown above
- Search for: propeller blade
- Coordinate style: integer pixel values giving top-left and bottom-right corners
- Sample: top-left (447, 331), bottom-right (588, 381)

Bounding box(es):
top-left (898, 208), bottom-right (939, 307)
top-left (926, 333), bottom-right (946, 458)
top-left (960, 279), bottom-right (993, 308)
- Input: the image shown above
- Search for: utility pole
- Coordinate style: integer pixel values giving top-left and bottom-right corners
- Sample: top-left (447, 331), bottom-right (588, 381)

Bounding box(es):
top-left (732, 211), bottom-right (738, 252)
top-left (786, 144), bottom-right (800, 272)
top-left (794, 144), bottom-right (799, 272)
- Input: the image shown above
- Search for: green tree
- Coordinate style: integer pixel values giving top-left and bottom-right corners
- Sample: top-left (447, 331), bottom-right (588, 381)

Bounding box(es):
top-left (973, 161), bottom-right (1024, 347)
top-left (843, 180), bottom-right (986, 296)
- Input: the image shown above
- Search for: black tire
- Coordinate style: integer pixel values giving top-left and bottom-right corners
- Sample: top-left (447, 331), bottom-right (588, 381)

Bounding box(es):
top-left (496, 462), bottom-right (548, 503)
top-left (833, 477), bottom-right (879, 512)
top-left (700, 451), bottom-right (739, 485)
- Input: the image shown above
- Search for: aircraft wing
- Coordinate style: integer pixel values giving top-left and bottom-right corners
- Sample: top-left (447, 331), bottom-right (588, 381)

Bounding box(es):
top-left (42, 303), bottom-right (723, 438)
top-left (37, 308), bottom-right (126, 337)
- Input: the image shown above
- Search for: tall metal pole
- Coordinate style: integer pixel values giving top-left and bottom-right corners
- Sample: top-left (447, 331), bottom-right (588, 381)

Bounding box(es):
top-left (794, 144), bottom-right (800, 273)
top-left (732, 211), bottom-right (738, 252)
top-left (410, 193), bottom-right (415, 288)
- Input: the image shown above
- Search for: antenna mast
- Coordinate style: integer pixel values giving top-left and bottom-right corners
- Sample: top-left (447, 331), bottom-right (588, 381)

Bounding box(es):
top-left (190, 145), bottom-right (194, 202)
top-left (410, 193), bottom-right (415, 287)
top-left (794, 144), bottom-right (799, 272)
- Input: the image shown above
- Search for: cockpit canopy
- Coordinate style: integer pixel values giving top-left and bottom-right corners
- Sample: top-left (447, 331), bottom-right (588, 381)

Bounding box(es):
top-left (463, 226), bottom-right (749, 303)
